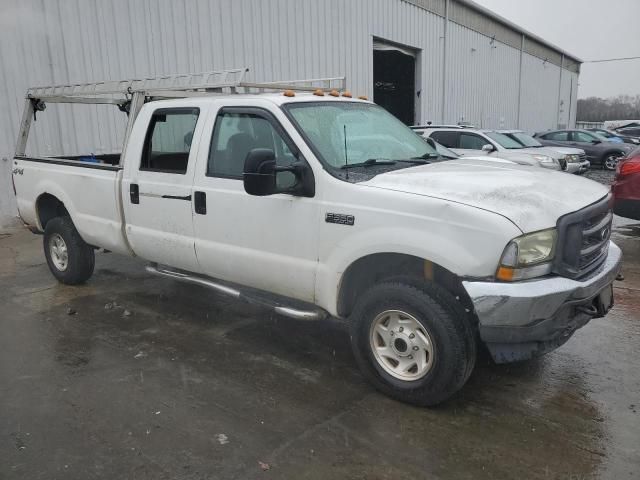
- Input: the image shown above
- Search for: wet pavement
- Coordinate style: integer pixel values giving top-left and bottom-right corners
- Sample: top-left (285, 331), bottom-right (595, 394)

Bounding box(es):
top-left (1, 213), bottom-right (639, 479)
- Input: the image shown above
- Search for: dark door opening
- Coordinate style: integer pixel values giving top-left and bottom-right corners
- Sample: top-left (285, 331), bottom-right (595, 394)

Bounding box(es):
top-left (373, 46), bottom-right (416, 125)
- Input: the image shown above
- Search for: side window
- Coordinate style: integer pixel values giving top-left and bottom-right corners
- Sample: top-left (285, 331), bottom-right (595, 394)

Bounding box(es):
top-left (573, 131), bottom-right (594, 142)
top-left (141, 108), bottom-right (199, 174)
top-left (460, 133), bottom-right (488, 150)
top-left (207, 111), bottom-right (297, 181)
top-left (545, 131), bottom-right (569, 141)
top-left (430, 131), bottom-right (459, 148)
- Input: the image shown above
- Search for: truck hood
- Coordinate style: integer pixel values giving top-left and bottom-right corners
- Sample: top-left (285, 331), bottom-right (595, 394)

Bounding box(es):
top-left (362, 159), bottom-right (609, 233)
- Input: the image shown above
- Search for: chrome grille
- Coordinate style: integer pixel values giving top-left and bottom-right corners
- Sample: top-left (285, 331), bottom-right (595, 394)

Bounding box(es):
top-left (554, 195), bottom-right (612, 279)
top-left (579, 153), bottom-right (587, 162)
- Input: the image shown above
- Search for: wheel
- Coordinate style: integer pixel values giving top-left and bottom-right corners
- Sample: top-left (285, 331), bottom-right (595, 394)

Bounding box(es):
top-left (603, 153), bottom-right (621, 171)
top-left (43, 216), bottom-right (95, 284)
top-left (349, 280), bottom-right (476, 406)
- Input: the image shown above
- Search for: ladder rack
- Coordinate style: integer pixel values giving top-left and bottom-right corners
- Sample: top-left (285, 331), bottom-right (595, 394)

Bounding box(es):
top-left (26, 68), bottom-right (347, 102)
top-left (16, 68), bottom-right (347, 157)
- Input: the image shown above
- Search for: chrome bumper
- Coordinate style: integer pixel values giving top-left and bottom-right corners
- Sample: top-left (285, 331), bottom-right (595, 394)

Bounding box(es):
top-left (463, 242), bottom-right (622, 362)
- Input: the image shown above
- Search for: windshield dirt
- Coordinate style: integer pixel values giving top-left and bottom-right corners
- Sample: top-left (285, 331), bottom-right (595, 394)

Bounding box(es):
top-left (284, 102), bottom-right (439, 179)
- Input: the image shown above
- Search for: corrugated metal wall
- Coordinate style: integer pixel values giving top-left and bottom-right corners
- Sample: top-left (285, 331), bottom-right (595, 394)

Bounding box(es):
top-left (0, 0), bottom-right (579, 225)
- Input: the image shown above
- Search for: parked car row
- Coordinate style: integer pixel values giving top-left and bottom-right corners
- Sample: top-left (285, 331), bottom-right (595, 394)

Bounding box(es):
top-left (411, 125), bottom-right (589, 174)
top-left (534, 129), bottom-right (635, 170)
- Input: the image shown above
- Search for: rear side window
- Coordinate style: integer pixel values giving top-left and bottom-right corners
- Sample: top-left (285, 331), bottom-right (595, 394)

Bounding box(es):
top-left (544, 131), bottom-right (569, 141)
top-left (207, 111), bottom-right (297, 179)
top-left (140, 108), bottom-right (200, 174)
top-left (429, 131), bottom-right (459, 148)
top-left (459, 133), bottom-right (488, 150)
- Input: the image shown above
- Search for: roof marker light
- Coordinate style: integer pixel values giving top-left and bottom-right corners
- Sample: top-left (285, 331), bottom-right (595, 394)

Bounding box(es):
top-left (358, 95), bottom-right (368, 100)
top-left (313, 89), bottom-right (325, 96)
top-left (329, 90), bottom-right (340, 97)
top-left (342, 91), bottom-right (352, 98)
top-left (283, 90), bottom-right (296, 97)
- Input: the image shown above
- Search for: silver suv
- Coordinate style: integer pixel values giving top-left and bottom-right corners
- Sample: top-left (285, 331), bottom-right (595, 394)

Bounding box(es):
top-left (416, 127), bottom-right (564, 171)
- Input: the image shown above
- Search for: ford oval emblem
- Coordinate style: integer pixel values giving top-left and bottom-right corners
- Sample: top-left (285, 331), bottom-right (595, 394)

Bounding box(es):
top-left (600, 227), bottom-right (610, 241)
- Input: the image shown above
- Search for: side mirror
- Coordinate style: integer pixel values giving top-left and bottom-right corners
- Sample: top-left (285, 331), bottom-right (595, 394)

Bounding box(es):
top-left (243, 148), bottom-right (315, 197)
top-left (243, 149), bottom-right (277, 196)
top-left (481, 144), bottom-right (495, 153)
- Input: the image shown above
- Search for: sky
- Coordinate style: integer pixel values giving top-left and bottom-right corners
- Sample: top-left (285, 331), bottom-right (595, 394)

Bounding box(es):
top-left (473, 0), bottom-right (640, 99)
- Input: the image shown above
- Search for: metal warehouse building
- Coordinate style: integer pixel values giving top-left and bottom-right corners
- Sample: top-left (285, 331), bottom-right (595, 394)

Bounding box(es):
top-left (0, 0), bottom-right (581, 224)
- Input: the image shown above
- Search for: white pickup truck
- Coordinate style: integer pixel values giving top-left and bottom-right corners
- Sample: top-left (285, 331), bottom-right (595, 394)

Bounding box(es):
top-left (12, 71), bottom-right (622, 406)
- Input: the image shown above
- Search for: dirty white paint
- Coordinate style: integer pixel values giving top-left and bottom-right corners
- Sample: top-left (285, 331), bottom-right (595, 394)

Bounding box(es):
top-left (216, 433), bottom-right (229, 445)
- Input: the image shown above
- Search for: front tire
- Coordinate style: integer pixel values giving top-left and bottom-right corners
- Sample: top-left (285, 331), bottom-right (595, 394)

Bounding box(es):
top-left (43, 216), bottom-right (95, 284)
top-left (350, 281), bottom-right (476, 406)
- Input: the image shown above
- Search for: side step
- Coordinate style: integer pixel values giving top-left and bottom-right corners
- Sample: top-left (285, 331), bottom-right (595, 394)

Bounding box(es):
top-left (145, 263), bottom-right (327, 321)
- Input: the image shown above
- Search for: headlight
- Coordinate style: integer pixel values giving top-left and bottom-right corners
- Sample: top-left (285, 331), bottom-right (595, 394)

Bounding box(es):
top-left (565, 154), bottom-right (580, 163)
top-left (532, 154), bottom-right (555, 164)
top-left (496, 228), bottom-right (557, 281)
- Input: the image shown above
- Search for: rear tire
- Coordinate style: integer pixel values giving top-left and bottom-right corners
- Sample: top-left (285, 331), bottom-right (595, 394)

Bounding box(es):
top-left (43, 217), bottom-right (95, 285)
top-left (349, 280), bottom-right (476, 406)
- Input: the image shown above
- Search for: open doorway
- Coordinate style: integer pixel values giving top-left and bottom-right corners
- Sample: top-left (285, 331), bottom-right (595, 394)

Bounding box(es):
top-left (373, 39), bottom-right (417, 125)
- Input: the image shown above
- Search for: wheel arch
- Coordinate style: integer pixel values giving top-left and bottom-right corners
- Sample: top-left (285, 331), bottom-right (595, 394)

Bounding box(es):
top-left (36, 193), bottom-right (70, 231)
top-left (336, 252), bottom-right (475, 319)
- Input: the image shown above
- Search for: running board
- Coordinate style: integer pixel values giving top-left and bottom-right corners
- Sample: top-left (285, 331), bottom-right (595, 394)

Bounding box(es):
top-left (145, 264), bottom-right (327, 321)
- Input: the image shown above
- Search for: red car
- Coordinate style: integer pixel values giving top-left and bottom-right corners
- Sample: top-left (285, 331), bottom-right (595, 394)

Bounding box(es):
top-left (613, 146), bottom-right (640, 220)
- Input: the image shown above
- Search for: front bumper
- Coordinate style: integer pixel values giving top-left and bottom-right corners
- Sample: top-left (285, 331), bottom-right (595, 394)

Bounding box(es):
top-left (463, 242), bottom-right (622, 363)
top-left (567, 160), bottom-right (590, 174)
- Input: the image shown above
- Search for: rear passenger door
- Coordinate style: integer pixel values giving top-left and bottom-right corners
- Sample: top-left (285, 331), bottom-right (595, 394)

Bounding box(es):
top-left (123, 106), bottom-right (203, 272)
top-left (191, 104), bottom-right (320, 302)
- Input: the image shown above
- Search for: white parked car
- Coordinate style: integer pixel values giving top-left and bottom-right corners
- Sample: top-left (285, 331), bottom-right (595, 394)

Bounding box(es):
top-left (12, 73), bottom-right (622, 406)
top-left (417, 126), bottom-right (566, 171)
top-left (498, 130), bottom-right (590, 174)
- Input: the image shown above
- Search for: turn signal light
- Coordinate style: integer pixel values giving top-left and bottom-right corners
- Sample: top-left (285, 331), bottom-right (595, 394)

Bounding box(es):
top-left (496, 266), bottom-right (515, 281)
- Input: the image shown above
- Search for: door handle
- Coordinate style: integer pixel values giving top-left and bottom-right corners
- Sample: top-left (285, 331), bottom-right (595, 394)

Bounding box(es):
top-left (194, 191), bottom-right (207, 215)
top-left (130, 184), bottom-right (139, 204)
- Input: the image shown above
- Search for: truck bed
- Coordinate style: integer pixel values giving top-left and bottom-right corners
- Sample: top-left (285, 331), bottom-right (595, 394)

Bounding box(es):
top-left (13, 154), bottom-right (129, 255)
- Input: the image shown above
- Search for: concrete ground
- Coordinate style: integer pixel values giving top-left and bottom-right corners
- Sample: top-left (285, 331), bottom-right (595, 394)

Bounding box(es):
top-left (1, 212), bottom-right (639, 479)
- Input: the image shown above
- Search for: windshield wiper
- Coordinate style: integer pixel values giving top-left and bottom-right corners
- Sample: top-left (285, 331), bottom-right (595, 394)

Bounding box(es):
top-left (340, 158), bottom-right (397, 169)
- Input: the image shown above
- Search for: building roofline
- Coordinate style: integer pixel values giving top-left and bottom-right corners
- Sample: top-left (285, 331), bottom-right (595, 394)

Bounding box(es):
top-left (458, 0), bottom-right (583, 64)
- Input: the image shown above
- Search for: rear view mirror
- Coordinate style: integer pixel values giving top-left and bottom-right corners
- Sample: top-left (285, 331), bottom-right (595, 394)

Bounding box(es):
top-left (243, 149), bottom-right (277, 196)
top-left (481, 144), bottom-right (495, 152)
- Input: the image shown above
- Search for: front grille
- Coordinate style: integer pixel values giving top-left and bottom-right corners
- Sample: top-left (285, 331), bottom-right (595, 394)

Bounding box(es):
top-left (554, 195), bottom-right (612, 279)
top-left (579, 153), bottom-right (587, 163)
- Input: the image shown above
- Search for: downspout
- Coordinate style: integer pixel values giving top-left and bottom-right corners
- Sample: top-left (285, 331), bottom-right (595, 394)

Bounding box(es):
top-left (556, 54), bottom-right (564, 129)
top-left (441, 0), bottom-right (449, 123)
top-left (516, 34), bottom-right (524, 128)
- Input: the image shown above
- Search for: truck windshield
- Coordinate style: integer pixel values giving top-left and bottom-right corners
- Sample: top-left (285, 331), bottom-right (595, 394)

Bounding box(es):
top-left (484, 131), bottom-right (526, 149)
top-left (509, 132), bottom-right (543, 148)
top-left (283, 102), bottom-right (438, 170)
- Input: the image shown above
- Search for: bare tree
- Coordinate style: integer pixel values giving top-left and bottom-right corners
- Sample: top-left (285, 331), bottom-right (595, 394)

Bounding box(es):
top-left (577, 95), bottom-right (640, 121)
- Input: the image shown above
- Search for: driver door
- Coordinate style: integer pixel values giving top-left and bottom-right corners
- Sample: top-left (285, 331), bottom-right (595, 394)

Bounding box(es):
top-left (191, 104), bottom-right (320, 302)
